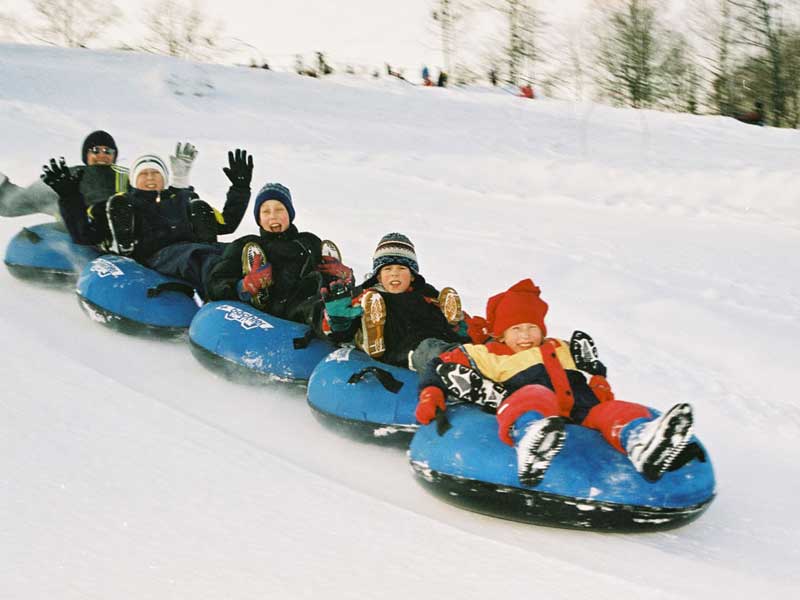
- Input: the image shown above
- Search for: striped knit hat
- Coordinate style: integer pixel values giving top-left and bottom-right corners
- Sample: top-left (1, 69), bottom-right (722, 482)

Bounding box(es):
top-left (131, 154), bottom-right (170, 189)
top-left (372, 233), bottom-right (419, 275)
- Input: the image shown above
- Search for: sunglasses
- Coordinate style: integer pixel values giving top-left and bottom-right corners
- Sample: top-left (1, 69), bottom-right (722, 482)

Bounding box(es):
top-left (88, 146), bottom-right (116, 155)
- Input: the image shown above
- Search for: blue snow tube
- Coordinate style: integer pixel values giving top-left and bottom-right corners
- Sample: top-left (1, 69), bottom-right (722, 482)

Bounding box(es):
top-left (76, 254), bottom-right (200, 337)
top-left (4, 222), bottom-right (100, 284)
top-left (409, 404), bottom-right (716, 532)
top-left (189, 300), bottom-right (336, 383)
top-left (306, 348), bottom-right (420, 447)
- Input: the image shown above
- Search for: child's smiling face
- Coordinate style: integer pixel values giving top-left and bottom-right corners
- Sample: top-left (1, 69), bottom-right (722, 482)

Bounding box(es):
top-left (258, 200), bottom-right (290, 233)
top-left (500, 323), bottom-right (543, 353)
top-left (378, 264), bottom-right (413, 294)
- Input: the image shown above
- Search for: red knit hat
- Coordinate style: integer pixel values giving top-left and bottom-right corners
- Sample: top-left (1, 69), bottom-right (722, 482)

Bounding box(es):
top-left (486, 279), bottom-right (548, 338)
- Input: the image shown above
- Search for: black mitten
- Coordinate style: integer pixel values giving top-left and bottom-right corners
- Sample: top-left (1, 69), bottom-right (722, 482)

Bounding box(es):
top-left (222, 149), bottom-right (254, 189)
top-left (569, 330), bottom-right (607, 377)
top-left (42, 158), bottom-right (82, 198)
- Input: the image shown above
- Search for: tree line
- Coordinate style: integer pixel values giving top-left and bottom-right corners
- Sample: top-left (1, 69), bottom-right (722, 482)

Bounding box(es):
top-left (3, 0), bottom-right (799, 127)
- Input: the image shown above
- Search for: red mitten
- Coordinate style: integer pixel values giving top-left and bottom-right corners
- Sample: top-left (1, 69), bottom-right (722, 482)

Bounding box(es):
top-left (242, 254), bottom-right (273, 295)
top-left (316, 256), bottom-right (354, 282)
top-left (438, 348), bottom-right (470, 367)
top-left (465, 314), bottom-right (490, 344)
top-left (589, 375), bottom-right (615, 403)
top-left (416, 387), bottom-right (446, 425)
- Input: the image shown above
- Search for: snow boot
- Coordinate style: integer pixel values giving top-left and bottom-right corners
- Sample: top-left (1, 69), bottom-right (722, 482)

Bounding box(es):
top-left (105, 194), bottom-right (136, 256)
top-left (434, 362), bottom-right (507, 409)
top-left (625, 403), bottom-right (694, 482)
top-left (188, 199), bottom-right (218, 244)
top-left (321, 239), bottom-right (342, 262)
top-left (437, 287), bottom-right (463, 325)
top-left (514, 414), bottom-right (567, 487)
top-left (356, 290), bottom-right (386, 358)
top-left (241, 241), bottom-right (270, 310)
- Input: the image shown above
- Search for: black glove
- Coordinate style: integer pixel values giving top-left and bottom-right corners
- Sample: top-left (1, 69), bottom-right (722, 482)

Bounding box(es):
top-left (42, 157), bottom-right (83, 198)
top-left (222, 149), bottom-right (254, 189)
top-left (569, 330), bottom-right (607, 377)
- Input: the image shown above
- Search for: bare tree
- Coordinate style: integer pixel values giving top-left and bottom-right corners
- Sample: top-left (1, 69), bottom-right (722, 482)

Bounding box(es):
top-left (29, 0), bottom-right (121, 48)
top-left (689, 0), bottom-right (738, 115)
top-left (659, 31), bottom-right (701, 112)
top-left (593, 0), bottom-right (661, 108)
top-left (431, 0), bottom-right (470, 75)
top-left (140, 0), bottom-right (226, 61)
top-left (487, 0), bottom-right (543, 85)
top-left (730, 0), bottom-right (790, 125)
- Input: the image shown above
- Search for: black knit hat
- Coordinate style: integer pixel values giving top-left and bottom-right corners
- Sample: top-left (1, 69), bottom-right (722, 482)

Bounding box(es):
top-left (81, 130), bottom-right (118, 164)
top-left (372, 233), bottom-right (419, 275)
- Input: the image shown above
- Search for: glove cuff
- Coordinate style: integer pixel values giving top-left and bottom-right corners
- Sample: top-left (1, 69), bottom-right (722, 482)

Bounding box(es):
top-left (236, 279), bottom-right (251, 302)
top-left (172, 174), bottom-right (191, 189)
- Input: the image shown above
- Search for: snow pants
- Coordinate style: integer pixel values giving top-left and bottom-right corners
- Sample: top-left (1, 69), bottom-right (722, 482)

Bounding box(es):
top-left (496, 384), bottom-right (652, 452)
top-left (144, 241), bottom-right (226, 298)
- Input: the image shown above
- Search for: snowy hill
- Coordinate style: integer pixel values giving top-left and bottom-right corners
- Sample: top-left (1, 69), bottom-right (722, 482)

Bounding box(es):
top-left (1, 43), bottom-right (799, 599)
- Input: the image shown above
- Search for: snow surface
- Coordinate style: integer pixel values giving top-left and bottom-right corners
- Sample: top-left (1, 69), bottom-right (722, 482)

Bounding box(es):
top-left (1, 43), bottom-right (799, 599)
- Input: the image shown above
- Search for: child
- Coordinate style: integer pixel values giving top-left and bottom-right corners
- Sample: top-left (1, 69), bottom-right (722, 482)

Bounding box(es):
top-left (48, 147), bottom-right (252, 297)
top-left (323, 233), bottom-right (470, 369)
top-left (416, 279), bottom-right (699, 486)
top-left (204, 183), bottom-right (351, 329)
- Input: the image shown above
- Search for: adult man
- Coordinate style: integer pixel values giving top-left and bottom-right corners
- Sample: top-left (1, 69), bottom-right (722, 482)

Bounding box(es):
top-left (0, 130), bottom-right (128, 217)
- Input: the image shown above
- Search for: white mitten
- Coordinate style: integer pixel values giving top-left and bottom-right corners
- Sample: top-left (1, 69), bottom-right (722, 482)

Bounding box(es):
top-left (170, 142), bottom-right (198, 188)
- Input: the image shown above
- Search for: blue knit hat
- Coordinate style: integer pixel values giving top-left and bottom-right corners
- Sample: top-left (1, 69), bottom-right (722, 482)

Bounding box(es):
top-left (372, 233), bottom-right (419, 275)
top-left (253, 182), bottom-right (295, 225)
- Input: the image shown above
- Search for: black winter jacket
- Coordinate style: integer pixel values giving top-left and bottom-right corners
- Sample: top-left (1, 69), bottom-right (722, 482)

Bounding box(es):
top-left (60, 183), bottom-right (249, 260)
top-left (360, 274), bottom-right (468, 367)
top-left (205, 225), bottom-right (323, 322)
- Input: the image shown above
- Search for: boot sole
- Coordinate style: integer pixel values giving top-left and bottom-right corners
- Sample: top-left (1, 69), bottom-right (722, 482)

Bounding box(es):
top-left (633, 404), bottom-right (694, 482)
top-left (438, 287), bottom-right (462, 325)
top-left (241, 242), bottom-right (269, 310)
top-left (518, 418), bottom-right (567, 487)
top-left (360, 291), bottom-right (386, 358)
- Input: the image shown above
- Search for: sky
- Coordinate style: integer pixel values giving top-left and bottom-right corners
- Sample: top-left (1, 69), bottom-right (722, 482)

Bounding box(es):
top-left (1, 41), bottom-right (799, 599)
top-left (3, 0), bottom-right (597, 71)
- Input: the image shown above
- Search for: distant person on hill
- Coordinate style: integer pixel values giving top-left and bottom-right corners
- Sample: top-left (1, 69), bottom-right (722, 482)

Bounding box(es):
top-left (437, 70), bottom-right (448, 87)
top-left (43, 145), bottom-right (252, 298)
top-left (734, 101), bottom-right (765, 126)
top-left (1, 130), bottom-right (128, 218)
top-left (422, 65), bottom-right (433, 86)
top-left (519, 83), bottom-right (534, 99)
top-left (204, 182), bottom-right (353, 331)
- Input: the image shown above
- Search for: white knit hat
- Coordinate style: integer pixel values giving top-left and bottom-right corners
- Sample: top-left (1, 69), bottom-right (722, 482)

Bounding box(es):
top-left (131, 154), bottom-right (170, 188)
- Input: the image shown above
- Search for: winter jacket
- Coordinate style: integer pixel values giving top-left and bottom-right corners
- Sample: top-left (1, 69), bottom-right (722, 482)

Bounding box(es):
top-left (48, 164), bottom-right (128, 225)
top-left (421, 338), bottom-right (601, 422)
top-left (60, 182), bottom-right (249, 260)
top-left (205, 225), bottom-right (323, 324)
top-left (354, 274), bottom-right (469, 368)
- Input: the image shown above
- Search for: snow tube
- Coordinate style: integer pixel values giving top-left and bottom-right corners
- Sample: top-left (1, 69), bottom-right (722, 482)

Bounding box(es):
top-left (4, 222), bottom-right (99, 284)
top-left (189, 301), bottom-right (336, 383)
top-left (306, 348), bottom-right (419, 447)
top-left (409, 404), bottom-right (716, 532)
top-left (76, 254), bottom-right (200, 337)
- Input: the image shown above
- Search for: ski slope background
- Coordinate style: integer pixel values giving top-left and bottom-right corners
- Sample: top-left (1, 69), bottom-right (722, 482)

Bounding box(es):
top-left (1, 43), bottom-right (798, 599)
